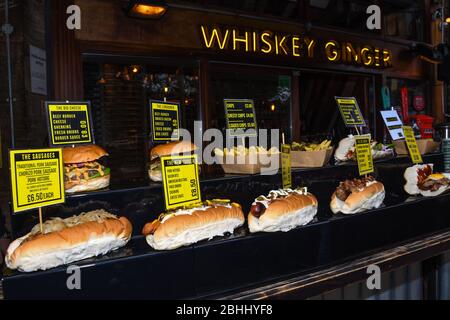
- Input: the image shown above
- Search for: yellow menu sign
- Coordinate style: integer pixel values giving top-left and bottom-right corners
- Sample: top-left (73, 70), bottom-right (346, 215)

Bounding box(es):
top-left (335, 97), bottom-right (366, 127)
top-left (403, 126), bottom-right (423, 164)
top-left (9, 148), bottom-right (65, 213)
top-left (161, 154), bottom-right (201, 210)
top-left (224, 99), bottom-right (257, 136)
top-left (281, 144), bottom-right (292, 189)
top-left (46, 102), bottom-right (93, 146)
top-left (150, 100), bottom-right (180, 142)
top-left (355, 135), bottom-right (374, 176)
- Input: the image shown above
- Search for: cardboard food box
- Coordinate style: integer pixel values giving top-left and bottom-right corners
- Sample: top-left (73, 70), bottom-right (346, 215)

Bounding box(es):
top-left (291, 148), bottom-right (334, 168)
top-left (216, 153), bottom-right (280, 175)
top-left (394, 139), bottom-right (441, 155)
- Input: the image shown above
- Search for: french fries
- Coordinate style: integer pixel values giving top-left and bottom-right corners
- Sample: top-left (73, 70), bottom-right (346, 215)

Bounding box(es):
top-left (291, 139), bottom-right (332, 151)
top-left (214, 146), bottom-right (280, 156)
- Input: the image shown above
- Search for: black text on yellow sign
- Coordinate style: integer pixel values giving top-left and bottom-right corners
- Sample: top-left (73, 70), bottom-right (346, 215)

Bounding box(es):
top-left (9, 149), bottom-right (65, 213)
top-left (402, 126), bottom-right (423, 164)
top-left (150, 100), bottom-right (180, 142)
top-left (335, 97), bottom-right (366, 127)
top-left (355, 135), bottom-right (374, 176)
top-left (46, 102), bottom-right (93, 146)
top-left (161, 155), bottom-right (201, 211)
top-left (281, 144), bottom-right (292, 189)
top-left (224, 99), bottom-right (257, 136)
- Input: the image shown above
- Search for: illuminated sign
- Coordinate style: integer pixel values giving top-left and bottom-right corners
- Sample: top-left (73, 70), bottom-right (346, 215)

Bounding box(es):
top-left (200, 25), bottom-right (392, 69)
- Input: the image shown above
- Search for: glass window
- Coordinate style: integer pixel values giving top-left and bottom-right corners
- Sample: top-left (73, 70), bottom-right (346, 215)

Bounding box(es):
top-left (387, 78), bottom-right (430, 118)
top-left (83, 57), bottom-right (199, 187)
top-left (299, 71), bottom-right (375, 142)
top-left (208, 64), bottom-right (292, 142)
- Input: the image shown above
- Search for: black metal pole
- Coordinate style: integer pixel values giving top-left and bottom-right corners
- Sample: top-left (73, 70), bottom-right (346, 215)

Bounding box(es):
top-left (2, 0), bottom-right (15, 148)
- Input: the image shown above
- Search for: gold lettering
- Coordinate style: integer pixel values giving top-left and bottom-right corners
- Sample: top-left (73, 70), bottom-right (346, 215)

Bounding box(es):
top-left (305, 38), bottom-right (316, 58)
top-left (200, 26), bottom-right (229, 49)
top-left (361, 46), bottom-right (374, 66)
top-left (276, 35), bottom-right (289, 55)
top-left (325, 41), bottom-right (340, 62)
top-left (374, 48), bottom-right (381, 67)
top-left (292, 36), bottom-right (301, 57)
top-left (344, 43), bottom-right (360, 64)
top-left (233, 29), bottom-right (249, 52)
top-left (383, 49), bottom-right (392, 67)
top-left (261, 31), bottom-right (273, 54)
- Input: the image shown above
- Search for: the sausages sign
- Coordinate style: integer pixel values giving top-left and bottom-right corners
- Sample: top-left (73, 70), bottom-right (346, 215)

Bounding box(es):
top-left (160, 154), bottom-right (201, 210)
top-left (46, 102), bottom-right (93, 146)
top-left (9, 148), bottom-right (65, 213)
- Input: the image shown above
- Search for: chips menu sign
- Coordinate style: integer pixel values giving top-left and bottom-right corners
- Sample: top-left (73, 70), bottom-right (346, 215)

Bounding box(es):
top-left (9, 148), bottom-right (65, 213)
top-left (281, 144), bottom-right (292, 189)
top-left (46, 102), bottom-right (93, 146)
top-left (224, 99), bottom-right (257, 136)
top-left (161, 155), bottom-right (201, 210)
top-left (335, 97), bottom-right (366, 127)
top-left (150, 100), bottom-right (180, 142)
top-left (402, 126), bottom-right (423, 164)
top-left (355, 135), bottom-right (374, 176)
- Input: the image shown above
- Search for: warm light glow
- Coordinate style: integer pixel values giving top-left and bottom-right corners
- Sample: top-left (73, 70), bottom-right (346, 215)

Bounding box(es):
top-left (271, 104), bottom-right (276, 112)
top-left (132, 67), bottom-right (139, 73)
top-left (184, 99), bottom-right (189, 105)
top-left (446, 17), bottom-right (450, 23)
top-left (132, 4), bottom-right (166, 16)
top-left (164, 87), bottom-right (169, 93)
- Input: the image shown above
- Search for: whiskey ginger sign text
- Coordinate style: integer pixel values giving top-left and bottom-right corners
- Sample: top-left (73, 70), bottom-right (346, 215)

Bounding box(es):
top-left (200, 25), bottom-right (392, 69)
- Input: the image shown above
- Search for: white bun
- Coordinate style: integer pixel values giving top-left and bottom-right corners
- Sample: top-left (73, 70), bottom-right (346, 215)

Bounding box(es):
top-left (143, 204), bottom-right (244, 250)
top-left (65, 175), bottom-right (110, 193)
top-left (248, 193), bottom-right (318, 233)
top-left (5, 210), bottom-right (132, 272)
top-left (334, 135), bottom-right (355, 161)
top-left (404, 164), bottom-right (450, 197)
top-left (148, 169), bottom-right (162, 182)
top-left (330, 182), bottom-right (385, 214)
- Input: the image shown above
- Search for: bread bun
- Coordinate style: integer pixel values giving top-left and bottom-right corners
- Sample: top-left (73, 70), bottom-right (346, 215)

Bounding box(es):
top-left (63, 145), bottom-right (108, 164)
top-left (331, 181), bottom-right (385, 214)
top-left (334, 136), bottom-right (355, 161)
top-left (5, 210), bottom-right (132, 272)
top-left (148, 168), bottom-right (162, 182)
top-left (404, 164), bottom-right (450, 197)
top-left (65, 174), bottom-right (110, 193)
top-left (143, 204), bottom-right (244, 250)
top-left (150, 141), bottom-right (197, 160)
top-left (248, 193), bottom-right (318, 233)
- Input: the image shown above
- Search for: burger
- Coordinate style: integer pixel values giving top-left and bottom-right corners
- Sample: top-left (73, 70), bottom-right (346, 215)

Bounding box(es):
top-left (149, 141), bottom-right (198, 182)
top-left (334, 135), bottom-right (394, 162)
top-left (142, 200), bottom-right (244, 250)
top-left (63, 145), bottom-right (110, 193)
top-left (5, 210), bottom-right (132, 272)
top-left (404, 164), bottom-right (450, 197)
top-left (248, 188), bottom-right (318, 233)
top-left (330, 176), bottom-right (385, 214)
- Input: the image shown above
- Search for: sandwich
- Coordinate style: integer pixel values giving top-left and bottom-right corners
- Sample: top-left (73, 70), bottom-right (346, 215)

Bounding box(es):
top-left (248, 188), bottom-right (318, 233)
top-left (5, 210), bottom-right (132, 272)
top-left (330, 176), bottom-right (385, 214)
top-left (404, 164), bottom-right (450, 197)
top-left (142, 200), bottom-right (244, 250)
top-left (63, 144), bottom-right (110, 193)
top-left (149, 141), bottom-right (198, 182)
top-left (334, 135), bottom-right (394, 162)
